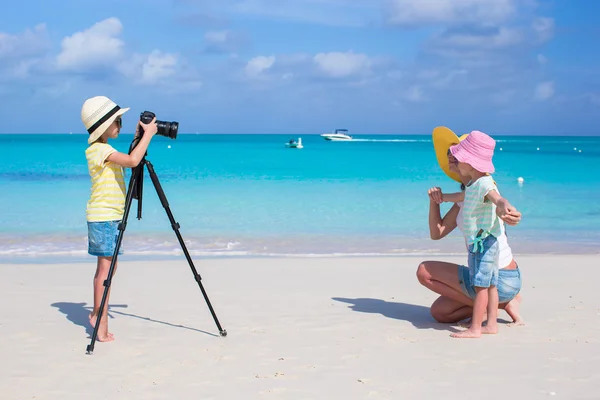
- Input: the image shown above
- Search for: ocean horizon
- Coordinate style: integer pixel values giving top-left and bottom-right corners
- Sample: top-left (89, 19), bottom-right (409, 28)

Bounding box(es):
top-left (1, 133), bottom-right (599, 263)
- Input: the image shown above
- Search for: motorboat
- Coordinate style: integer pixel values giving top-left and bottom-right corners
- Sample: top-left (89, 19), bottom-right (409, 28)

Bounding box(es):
top-left (321, 129), bottom-right (352, 141)
top-left (285, 137), bottom-right (304, 149)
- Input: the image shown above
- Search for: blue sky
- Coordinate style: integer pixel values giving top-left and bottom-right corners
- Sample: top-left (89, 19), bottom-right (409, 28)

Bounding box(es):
top-left (1, 0), bottom-right (598, 135)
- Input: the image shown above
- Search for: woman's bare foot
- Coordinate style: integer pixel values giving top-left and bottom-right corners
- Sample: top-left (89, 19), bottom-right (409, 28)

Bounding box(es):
top-left (458, 315), bottom-right (489, 328)
top-left (504, 294), bottom-right (525, 326)
top-left (89, 313), bottom-right (114, 340)
top-left (481, 324), bottom-right (498, 334)
top-left (458, 318), bottom-right (471, 328)
top-left (450, 328), bottom-right (482, 338)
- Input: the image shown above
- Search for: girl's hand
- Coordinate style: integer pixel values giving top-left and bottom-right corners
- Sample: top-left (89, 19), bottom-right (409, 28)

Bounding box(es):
top-left (428, 187), bottom-right (443, 204)
top-left (135, 117), bottom-right (158, 139)
top-left (499, 208), bottom-right (522, 226)
top-left (496, 199), bottom-right (521, 226)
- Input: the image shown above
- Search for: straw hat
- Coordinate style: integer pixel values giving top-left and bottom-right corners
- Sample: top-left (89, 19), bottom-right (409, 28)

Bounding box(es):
top-left (81, 96), bottom-right (130, 144)
top-left (432, 126), bottom-right (468, 183)
top-left (450, 130), bottom-right (496, 174)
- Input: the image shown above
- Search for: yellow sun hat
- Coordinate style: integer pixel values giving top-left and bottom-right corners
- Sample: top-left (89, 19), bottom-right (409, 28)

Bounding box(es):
top-left (432, 126), bottom-right (468, 183)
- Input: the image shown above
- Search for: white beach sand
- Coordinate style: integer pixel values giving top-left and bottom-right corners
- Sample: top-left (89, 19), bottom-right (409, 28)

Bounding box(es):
top-left (1, 255), bottom-right (599, 399)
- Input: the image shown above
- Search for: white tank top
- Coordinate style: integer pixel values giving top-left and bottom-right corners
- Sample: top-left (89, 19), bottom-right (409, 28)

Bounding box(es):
top-left (456, 202), bottom-right (513, 269)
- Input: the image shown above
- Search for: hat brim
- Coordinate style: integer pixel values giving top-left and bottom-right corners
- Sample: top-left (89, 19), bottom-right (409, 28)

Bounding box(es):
top-left (88, 107), bottom-right (130, 144)
top-left (432, 126), bottom-right (467, 183)
top-left (450, 143), bottom-right (495, 174)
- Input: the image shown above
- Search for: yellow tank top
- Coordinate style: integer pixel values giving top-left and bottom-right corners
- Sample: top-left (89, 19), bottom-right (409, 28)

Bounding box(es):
top-left (85, 143), bottom-right (126, 222)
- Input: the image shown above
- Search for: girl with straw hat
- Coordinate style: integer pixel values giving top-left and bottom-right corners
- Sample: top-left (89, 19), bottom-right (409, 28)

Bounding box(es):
top-left (82, 95), bottom-right (158, 342)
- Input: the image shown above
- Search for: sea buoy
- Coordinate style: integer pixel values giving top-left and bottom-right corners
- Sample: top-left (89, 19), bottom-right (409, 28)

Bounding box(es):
top-left (500, 147), bottom-right (503, 151)
top-left (574, 147), bottom-right (577, 151)
top-left (168, 145), bottom-right (172, 149)
top-left (536, 147), bottom-right (540, 151)
top-left (517, 177), bottom-right (524, 184)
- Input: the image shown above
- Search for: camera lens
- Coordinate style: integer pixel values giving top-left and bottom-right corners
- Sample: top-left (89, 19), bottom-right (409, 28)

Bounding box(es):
top-left (156, 120), bottom-right (178, 139)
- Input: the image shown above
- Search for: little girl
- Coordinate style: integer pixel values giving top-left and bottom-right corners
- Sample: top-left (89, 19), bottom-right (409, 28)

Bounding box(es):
top-left (82, 96), bottom-right (157, 342)
top-left (445, 130), bottom-right (516, 338)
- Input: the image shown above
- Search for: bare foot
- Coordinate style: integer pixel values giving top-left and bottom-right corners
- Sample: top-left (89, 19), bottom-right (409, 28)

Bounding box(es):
top-left (450, 328), bottom-right (482, 339)
top-left (481, 324), bottom-right (498, 334)
top-left (89, 313), bottom-right (114, 339)
top-left (504, 294), bottom-right (525, 326)
top-left (97, 331), bottom-right (115, 342)
top-left (458, 316), bottom-right (488, 328)
top-left (458, 318), bottom-right (471, 328)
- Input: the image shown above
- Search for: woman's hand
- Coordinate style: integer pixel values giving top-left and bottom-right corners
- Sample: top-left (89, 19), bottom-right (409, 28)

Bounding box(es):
top-left (428, 187), bottom-right (443, 204)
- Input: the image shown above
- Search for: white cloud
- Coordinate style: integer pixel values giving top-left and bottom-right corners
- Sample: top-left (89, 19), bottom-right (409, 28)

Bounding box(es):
top-left (141, 51), bottom-right (178, 83)
top-left (245, 55), bottom-right (276, 77)
top-left (203, 30), bottom-right (246, 53)
top-left (56, 18), bottom-right (124, 71)
top-left (532, 17), bottom-right (554, 42)
top-left (230, 0), bottom-right (377, 27)
top-left (204, 30), bottom-right (231, 43)
top-left (119, 50), bottom-right (180, 85)
top-left (51, 18), bottom-right (199, 91)
top-left (534, 81), bottom-right (554, 101)
top-left (433, 27), bottom-right (523, 50)
top-left (0, 24), bottom-right (50, 80)
top-left (0, 24), bottom-right (49, 59)
top-left (313, 51), bottom-right (371, 78)
top-left (405, 85), bottom-right (427, 102)
top-left (385, 0), bottom-right (516, 26)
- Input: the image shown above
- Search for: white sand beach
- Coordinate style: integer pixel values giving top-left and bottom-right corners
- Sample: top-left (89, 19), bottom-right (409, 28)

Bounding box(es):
top-left (1, 255), bottom-right (599, 399)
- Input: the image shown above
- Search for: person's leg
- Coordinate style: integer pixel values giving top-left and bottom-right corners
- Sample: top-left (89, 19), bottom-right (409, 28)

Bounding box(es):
top-left (451, 237), bottom-right (498, 338)
top-left (416, 261), bottom-right (474, 305)
top-left (451, 286), bottom-right (487, 338)
top-left (497, 267), bottom-right (524, 325)
top-left (504, 293), bottom-right (524, 326)
top-left (89, 256), bottom-right (117, 342)
top-left (430, 296), bottom-right (473, 323)
top-left (483, 286), bottom-right (499, 334)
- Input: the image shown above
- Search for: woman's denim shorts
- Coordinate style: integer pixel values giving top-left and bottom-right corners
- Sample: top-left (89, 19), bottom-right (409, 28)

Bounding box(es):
top-left (87, 220), bottom-right (123, 257)
top-left (459, 264), bottom-right (521, 304)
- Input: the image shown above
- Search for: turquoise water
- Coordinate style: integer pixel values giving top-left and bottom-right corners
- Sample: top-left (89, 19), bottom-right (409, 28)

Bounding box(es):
top-left (1, 134), bottom-right (599, 262)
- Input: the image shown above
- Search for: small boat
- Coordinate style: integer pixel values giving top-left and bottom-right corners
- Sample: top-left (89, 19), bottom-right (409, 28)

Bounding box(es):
top-left (321, 129), bottom-right (352, 141)
top-left (285, 137), bottom-right (304, 149)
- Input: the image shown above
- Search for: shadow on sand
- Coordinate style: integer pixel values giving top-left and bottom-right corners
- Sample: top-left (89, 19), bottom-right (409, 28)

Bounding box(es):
top-left (50, 302), bottom-right (218, 337)
top-left (332, 297), bottom-right (460, 332)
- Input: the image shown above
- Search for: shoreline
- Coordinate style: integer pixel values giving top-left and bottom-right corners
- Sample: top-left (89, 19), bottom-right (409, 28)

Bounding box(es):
top-left (2, 250), bottom-right (599, 265)
top-left (1, 232), bottom-right (598, 264)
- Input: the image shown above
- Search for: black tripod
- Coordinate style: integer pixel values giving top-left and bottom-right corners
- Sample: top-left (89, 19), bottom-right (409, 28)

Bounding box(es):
top-left (86, 147), bottom-right (227, 355)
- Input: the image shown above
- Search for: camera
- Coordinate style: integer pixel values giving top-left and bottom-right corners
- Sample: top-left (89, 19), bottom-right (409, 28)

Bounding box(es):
top-left (140, 111), bottom-right (179, 139)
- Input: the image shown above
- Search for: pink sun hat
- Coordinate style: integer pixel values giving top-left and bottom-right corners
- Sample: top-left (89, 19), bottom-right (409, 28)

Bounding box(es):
top-left (449, 130), bottom-right (496, 173)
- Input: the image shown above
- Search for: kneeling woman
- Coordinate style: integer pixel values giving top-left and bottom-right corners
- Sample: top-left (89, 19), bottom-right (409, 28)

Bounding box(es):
top-left (416, 128), bottom-right (524, 325)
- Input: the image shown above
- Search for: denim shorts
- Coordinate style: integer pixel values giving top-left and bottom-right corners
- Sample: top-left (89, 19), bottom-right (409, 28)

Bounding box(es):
top-left (87, 220), bottom-right (123, 257)
top-left (467, 234), bottom-right (499, 288)
top-left (459, 265), bottom-right (522, 303)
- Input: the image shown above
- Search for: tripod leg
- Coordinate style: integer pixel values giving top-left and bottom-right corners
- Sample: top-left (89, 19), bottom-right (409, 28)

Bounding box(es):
top-left (145, 160), bottom-right (227, 337)
top-left (86, 164), bottom-right (142, 354)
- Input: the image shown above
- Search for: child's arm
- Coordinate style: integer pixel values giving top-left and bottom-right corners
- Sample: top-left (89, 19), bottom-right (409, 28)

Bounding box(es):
top-left (486, 189), bottom-right (517, 220)
top-left (107, 118), bottom-right (158, 168)
top-left (442, 192), bottom-right (464, 203)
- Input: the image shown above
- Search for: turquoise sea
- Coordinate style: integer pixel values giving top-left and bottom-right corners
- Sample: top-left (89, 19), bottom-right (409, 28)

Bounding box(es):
top-left (1, 133), bottom-right (599, 263)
